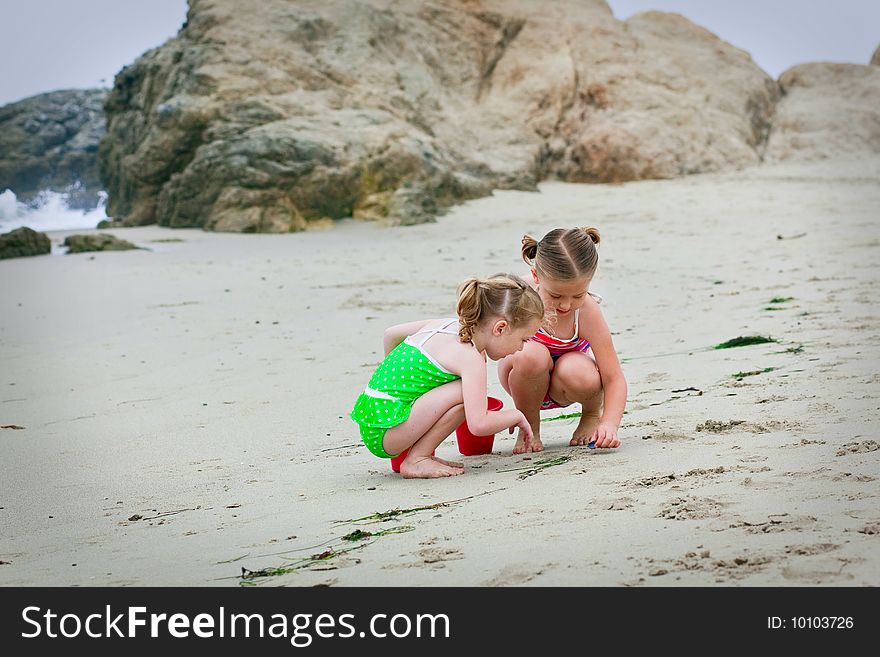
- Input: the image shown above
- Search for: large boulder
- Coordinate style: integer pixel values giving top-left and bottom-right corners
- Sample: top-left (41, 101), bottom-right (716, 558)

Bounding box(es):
top-left (764, 63), bottom-right (880, 163)
top-left (62, 233), bottom-right (138, 253)
top-left (99, 0), bottom-right (778, 231)
top-left (0, 89), bottom-right (107, 210)
top-left (0, 226), bottom-right (51, 259)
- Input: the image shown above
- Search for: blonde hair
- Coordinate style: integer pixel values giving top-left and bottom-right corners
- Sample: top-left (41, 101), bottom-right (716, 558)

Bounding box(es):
top-left (456, 274), bottom-right (544, 342)
top-left (521, 227), bottom-right (601, 281)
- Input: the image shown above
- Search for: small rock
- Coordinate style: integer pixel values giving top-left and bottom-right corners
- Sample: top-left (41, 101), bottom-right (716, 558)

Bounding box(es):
top-left (0, 227), bottom-right (50, 259)
top-left (63, 233), bottom-right (138, 253)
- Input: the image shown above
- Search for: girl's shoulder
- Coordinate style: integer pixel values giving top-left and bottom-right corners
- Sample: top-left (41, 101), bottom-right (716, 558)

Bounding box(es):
top-left (425, 330), bottom-right (484, 375)
top-left (578, 293), bottom-right (609, 337)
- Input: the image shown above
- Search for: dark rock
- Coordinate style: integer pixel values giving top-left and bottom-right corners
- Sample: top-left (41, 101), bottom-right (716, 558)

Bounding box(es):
top-left (0, 89), bottom-right (107, 210)
top-left (95, 219), bottom-right (127, 229)
top-left (62, 233), bottom-right (138, 253)
top-left (0, 226), bottom-right (51, 259)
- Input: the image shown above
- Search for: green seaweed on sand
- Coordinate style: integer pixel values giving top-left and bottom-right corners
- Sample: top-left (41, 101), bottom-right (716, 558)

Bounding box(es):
top-left (237, 526), bottom-right (415, 583)
top-left (544, 410), bottom-right (627, 422)
top-left (336, 490), bottom-right (503, 525)
top-left (240, 546), bottom-right (356, 580)
top-left (498, 455), bottom-right (572, 479)
top-left (341, 526), bottom-right (413, 541)
top-left (542, 412), bottom-right (582, 422)
top-left (732, 367), bottom-right (776, 380)
top-left (714, 336), bottom-right (776, 350)
top-left (769, 296), bottom-right (794, 304)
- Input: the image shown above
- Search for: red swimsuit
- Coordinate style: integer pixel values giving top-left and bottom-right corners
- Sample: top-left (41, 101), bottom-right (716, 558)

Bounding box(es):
top-left (531, 309), bottom-right (591, 410)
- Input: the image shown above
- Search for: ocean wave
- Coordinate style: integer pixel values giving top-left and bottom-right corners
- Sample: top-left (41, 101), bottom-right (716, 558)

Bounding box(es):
top-left (0, 188), bottom-right (108, 233)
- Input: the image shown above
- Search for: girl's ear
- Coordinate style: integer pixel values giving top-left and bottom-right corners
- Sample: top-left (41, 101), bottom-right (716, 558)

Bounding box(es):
top-left (493, 319), bottom-right (508, 336)
top-left (531, 268), bottom-right (539, 285)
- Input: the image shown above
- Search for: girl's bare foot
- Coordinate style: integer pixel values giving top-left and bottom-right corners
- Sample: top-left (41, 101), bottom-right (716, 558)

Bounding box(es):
top-left (570, 412), bottom-right (600, 446)
top-left (513, 429), bottom-right (543, 454)
top-left (400, 456), bottom-right (463, 478)
top-left (432, 455), bottom-right (464, 469)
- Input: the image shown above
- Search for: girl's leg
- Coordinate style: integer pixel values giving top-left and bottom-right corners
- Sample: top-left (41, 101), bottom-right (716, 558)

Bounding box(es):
top-left (547, 351), bottom-right (603, 446)
top-left (382, 381), bottom-right (466, 478)
top-left (499, 341), bottom-right (553, 453)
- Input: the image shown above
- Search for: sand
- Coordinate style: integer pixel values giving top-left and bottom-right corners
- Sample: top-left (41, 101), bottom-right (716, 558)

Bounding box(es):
top-left (1, 158), bottom-right (878, 586)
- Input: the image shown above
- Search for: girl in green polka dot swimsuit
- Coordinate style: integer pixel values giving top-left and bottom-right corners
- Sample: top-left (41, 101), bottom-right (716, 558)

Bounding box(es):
top-left (351, 274), bottom-right (544, 478)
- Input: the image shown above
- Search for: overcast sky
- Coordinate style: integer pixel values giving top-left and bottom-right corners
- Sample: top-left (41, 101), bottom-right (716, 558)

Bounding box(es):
top-left (1, 0), bottom-right (878, 106)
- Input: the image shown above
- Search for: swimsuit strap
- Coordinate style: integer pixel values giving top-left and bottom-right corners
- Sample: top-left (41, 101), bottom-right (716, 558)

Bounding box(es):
top-left (409, 318), bottom-right (460, 348)
top-left (540, 308), bottom-right (580, 342)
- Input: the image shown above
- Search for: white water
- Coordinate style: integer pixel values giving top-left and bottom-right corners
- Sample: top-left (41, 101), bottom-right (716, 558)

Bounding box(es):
top-left (0, 188), bottom-right (108, 233)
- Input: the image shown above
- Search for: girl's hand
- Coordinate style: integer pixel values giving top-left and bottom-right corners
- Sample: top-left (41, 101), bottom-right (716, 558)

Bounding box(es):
top-left (591, 422), bottom-right (620, 448)
top-left (510, 411), bottom-right (534, 449)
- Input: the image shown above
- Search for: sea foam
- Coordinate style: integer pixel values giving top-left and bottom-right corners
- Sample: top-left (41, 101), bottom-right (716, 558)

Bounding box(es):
top-left (0, 188), bottom-right (108, 233)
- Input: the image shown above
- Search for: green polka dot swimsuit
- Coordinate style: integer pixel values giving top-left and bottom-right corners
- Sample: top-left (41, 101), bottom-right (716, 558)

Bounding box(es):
top-left (351, 319), bottom-right (461, 458)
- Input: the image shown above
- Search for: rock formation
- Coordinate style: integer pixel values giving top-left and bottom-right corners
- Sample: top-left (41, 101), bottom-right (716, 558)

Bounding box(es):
top-left (99, 0), bottom-right (779, 231)
top-left (0, 89), bottom-right (107, 210)
top-left (764, 63), bottom-right (880, 163)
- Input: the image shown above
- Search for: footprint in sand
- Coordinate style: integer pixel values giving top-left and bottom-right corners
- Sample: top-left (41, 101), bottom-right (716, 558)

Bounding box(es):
top-left (607, 497), bottom-right (635, 511)
top-left (385, 547), bottom-right (464, 570)
top-left (627, 466), bottom-right (727, 490)
top-left (696, 419), bottom-right (796, 434)
top-left (835, 440), bottom-right (879, 456)
top-left (644, 431), bottom-right (693, 442)
top-left (658, 496), bottom-right (725, 520)
top-left (724, 513), bottom-right (819, 534)
top-left (740, 475), bottom-right (786, 490)
top-left (639, 551), bottom-right (775, 582)
top-left (831, 472), bottom-right (876, 482)
top-left (779, 438), bottom-right (827, 449)
top-left (784, 543), bottom-right (840, 556)
top-left (482, 563), bottom-right (554, 586)
top-left (782, 558), bottom-right (853, 584)
top-left (417, 547), bottom-right (463, 565)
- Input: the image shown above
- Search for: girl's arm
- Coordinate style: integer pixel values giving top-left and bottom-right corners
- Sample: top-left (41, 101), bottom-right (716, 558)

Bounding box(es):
top-left (457, 351), bottom-right (534, 443)
top-left (580, 298), bottom-right (628, 444)
top-left (382, 319), bottom-right (435, 356)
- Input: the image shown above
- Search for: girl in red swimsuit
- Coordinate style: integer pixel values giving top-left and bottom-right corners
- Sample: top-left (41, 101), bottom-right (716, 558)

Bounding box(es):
top-left (498, 227), bottom-right (627, 453)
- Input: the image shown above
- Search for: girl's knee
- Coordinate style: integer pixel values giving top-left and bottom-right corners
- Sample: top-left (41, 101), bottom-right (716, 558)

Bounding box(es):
top-left (511, 345), bottom-right (552, 377)
top-left (554, 355), bottom-right (601, 393)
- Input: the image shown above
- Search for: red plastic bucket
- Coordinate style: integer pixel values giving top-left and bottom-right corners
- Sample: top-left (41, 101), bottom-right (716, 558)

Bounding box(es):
top-left (390, 448), bottom-right (435, 473)
top-left (456, 396), bottom-right (503, 455)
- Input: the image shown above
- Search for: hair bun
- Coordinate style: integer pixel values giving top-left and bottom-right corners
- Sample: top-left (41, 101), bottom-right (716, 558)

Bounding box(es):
top-left (581, 226), bottom-right (601, 245)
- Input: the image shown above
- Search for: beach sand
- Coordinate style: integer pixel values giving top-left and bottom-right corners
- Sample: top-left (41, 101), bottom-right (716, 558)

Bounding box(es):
top-left (1, 158), bottom-right (878, 586)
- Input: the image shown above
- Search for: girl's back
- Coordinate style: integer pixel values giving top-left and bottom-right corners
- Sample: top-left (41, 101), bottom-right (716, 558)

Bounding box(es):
top-left (366, 319), bottom-right (467, 403)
